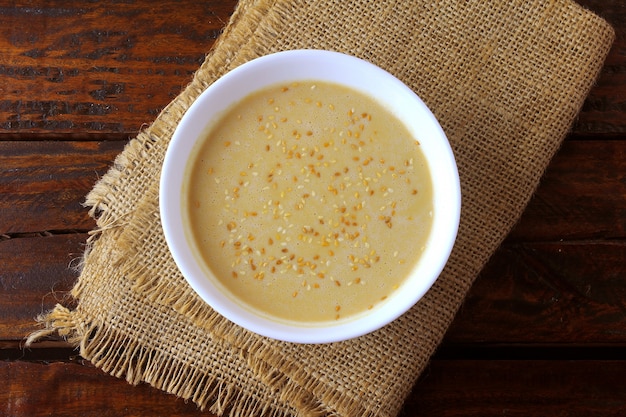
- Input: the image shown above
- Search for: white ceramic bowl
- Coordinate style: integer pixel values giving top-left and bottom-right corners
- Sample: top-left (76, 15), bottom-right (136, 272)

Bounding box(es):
top-left (160, 50), bottom-right (460, 344)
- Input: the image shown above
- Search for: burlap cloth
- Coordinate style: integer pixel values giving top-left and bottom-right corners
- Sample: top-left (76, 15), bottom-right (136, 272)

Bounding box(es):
top-left (29, 1), bottom-right (614, 416)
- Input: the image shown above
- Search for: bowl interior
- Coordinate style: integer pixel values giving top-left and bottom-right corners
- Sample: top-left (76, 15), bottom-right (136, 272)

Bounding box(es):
top-left (160, 50), bottom-right (460, 344)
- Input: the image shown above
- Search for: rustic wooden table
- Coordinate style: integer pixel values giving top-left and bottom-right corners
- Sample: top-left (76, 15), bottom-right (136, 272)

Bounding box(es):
top-left (1, 1), bottom-right (624, 416)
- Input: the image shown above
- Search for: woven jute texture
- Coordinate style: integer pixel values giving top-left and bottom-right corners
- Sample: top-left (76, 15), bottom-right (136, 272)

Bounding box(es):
top-left (30, 1), bottom-right (614, 416)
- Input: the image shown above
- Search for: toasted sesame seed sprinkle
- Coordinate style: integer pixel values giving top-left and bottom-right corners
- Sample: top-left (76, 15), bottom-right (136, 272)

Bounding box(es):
top-left (187, 80), bottom-right (432, 323)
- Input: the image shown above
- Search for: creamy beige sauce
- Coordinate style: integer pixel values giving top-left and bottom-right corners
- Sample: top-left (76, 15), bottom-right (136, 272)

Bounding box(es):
top-left (183, 80), bottom-right (433, 324)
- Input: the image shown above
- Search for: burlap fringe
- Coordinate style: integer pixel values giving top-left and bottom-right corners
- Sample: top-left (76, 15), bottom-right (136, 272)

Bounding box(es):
top-left (112, 0), bottom-right (379, 410)
top-left (115, 208), bottom-right (351, 416)
top-left (113, 188), bottom-right (383, 416)
top-left (26, 304), bottom-right (303, 417)
top-left (27, 0), bottom-right (616, 415)
top-left (120, 202), bottom-right (382, 416)
top-left (24, 2), bottom-right (347, 414)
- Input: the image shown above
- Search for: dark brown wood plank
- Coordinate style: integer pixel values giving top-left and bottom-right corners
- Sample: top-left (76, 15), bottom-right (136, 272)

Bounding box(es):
top-left (445, 240), bottom-right (626, 345)
top-left (0, 0), bottom-right (237, 138)
top-left (0, 233), bottom-right (84, 341)
top-left (0, 139), bottom-right (623, 345)
top-left (0, 0), bottom-right (621, 138)
top-left (4, 359), bottom-right (626, 417)
top-left (2, 361), bottom-right (210, 417)
top-left (404, 359), bottom-right (626, 416)
top-left (0, 0), bottom-right (622, 416)
top-left (0, 140), bottom-right (125, 234)
top-left (1, 138), bottom-right (622, 239)
top-left (4, 232), bottom-right (624, 347)
top-left (510, 139), bottom-right (626, 241)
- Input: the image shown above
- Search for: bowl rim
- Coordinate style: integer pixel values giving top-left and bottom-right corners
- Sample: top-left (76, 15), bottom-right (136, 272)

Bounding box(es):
top-left (160, 49), bottom-right (461, 344)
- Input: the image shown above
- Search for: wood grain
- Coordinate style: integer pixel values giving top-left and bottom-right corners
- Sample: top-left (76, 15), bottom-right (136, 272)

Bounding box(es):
top-left (0, 0), bottom-right (624, 415)
top-left (4, 360), bottom-right (626, 417)
top-left (0, 0), bottom-right (237, 138)
top-left (510, 139), bottom-right (626, 240)
top-left (0, 140), bottom-right (125, 234)
top-left (446, 240), bottom-right (626, 345)
top-left (1, 140), bottom-right (623, 238)
top-left (405, 359), bottom-right (626, 416)
top-left (0, 0), bottom-right (622, 138)
top-left (0, 233), bottom-right (84, 341)
top-left (2, 361), bottom-right (208, 417)
top-left (3, 233), bottom-right (624, 346)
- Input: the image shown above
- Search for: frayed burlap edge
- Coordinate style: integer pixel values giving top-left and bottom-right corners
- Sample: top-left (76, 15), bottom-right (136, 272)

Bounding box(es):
top-left (26, 1), bottom-right (356, 416)
top-left (83, 0), bottom-right (275, 231)
top-left (28, 227), bottom-right (313, 417)
top-left (27, 306), bottom-right (302, 416)
top-left (25, 2), bottom-right (310, 416)
top-left (27, 0), bottom-right (616, 416)
top-left (113, 1), bottom-right (616, 416)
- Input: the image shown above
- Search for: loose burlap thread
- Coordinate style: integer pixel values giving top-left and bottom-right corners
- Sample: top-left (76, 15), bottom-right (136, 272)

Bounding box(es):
top-left (29, 1), bottom-right (614, 416)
